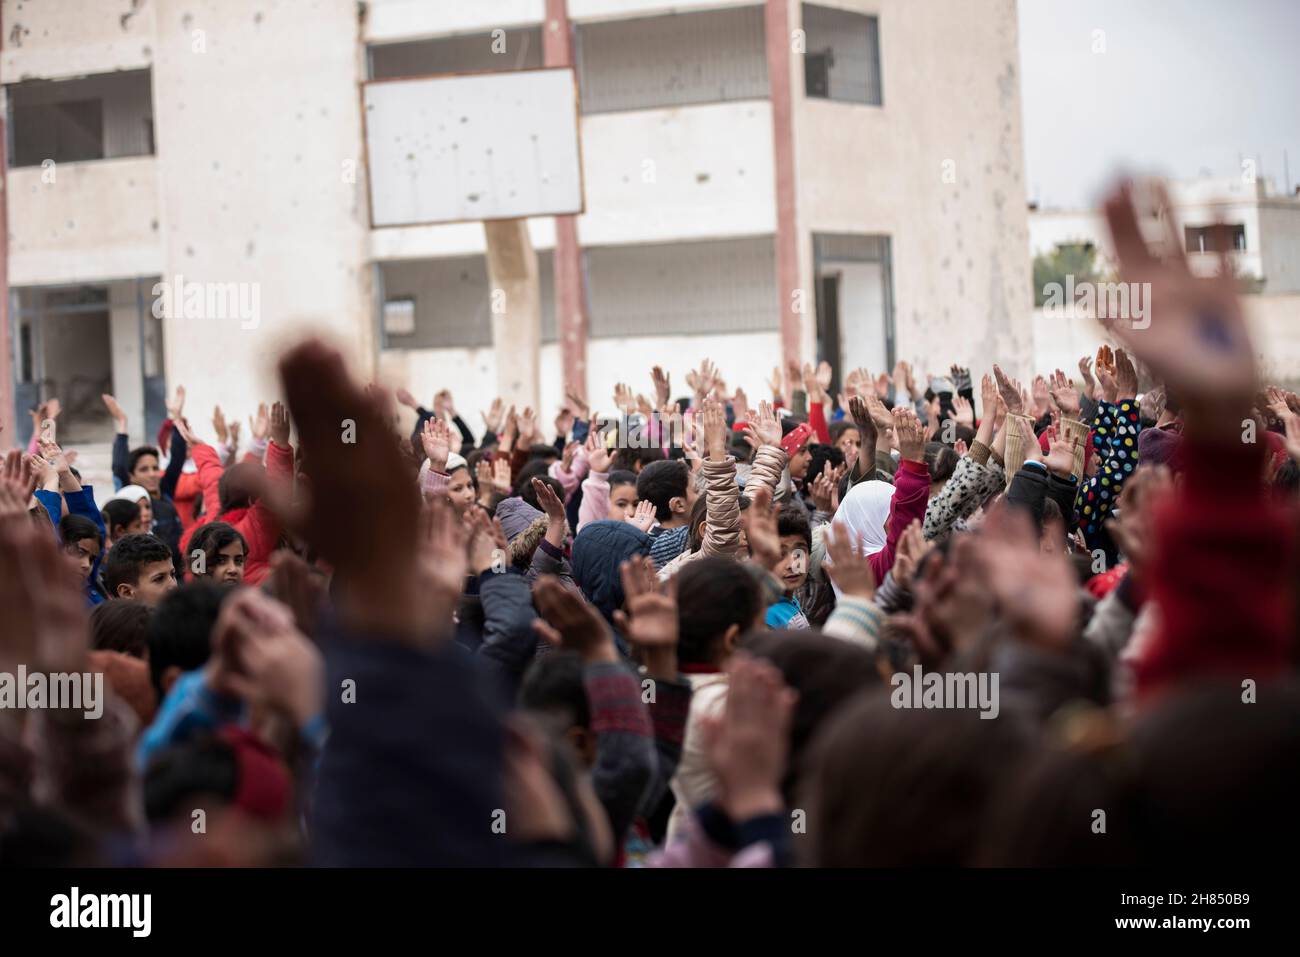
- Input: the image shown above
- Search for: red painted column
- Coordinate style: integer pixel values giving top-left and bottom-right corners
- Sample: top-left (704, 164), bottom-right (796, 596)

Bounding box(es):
top-left (766, 0), bottom-right (802, 372)
top-left (0, 6), bottom-right (14, 442)
top-left (544, 0), bottom-right (590, 405)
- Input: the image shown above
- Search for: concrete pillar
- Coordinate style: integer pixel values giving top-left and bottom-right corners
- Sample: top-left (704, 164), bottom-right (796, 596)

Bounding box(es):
top-left (484, 218), bottom-right (541, 410)
top-left (766, 0), bottom-right (803, 372)
top-left (544, 0), bottom-right (590, 405)
top-left (108, 281), bottom-right (146, 445)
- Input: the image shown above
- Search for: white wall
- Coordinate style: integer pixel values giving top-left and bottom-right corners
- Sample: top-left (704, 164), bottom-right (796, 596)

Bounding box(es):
top-left (7, 157), bottom-right (163, 286)
top-left (365, 0), bottom-right (545, 42)
top-left (579, 101), bottom-right (775, 246)
top-left (0, 0), bottom-right (154, 81)
top-left (149, 0), bottom-right (373, 420)
top-left (569, 0), bottom-right (761, 23)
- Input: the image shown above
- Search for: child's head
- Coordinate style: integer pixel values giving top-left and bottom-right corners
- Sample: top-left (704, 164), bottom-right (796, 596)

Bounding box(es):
top-left (636, 459), bottom-right (694, 525)
top-left (606, 469), bottom-right (638, 522)
top-left (612, 446), bottom-right (664, 474)
top-left (104, 533), bottom-right (178, 606)
top-left (90, 599), bottom-right (152, 659)
top-left (676, 557), bottom-right (763, 666)
top-left (101, 498), bottom-right (143, 547)
top-left (782, 420), bottom-right (815, 480)
top-left (518, 651), bottom-right (595, 767)
top-left (127, 447), bottom-right (162, 494)
top-left (58, 514), bottom-right (103, 580)
top-left (444, 455), bottom-right (476, 513)
top-left (218, 461), bottom-right (263, 514)
top-left (829, 421), bottom-right (861, 460)
top-left (806, 443), bottom-right (844, 484)
top-left (774, 505), bottom-right (812, 592)
top-left (146, 580), bottom-right (231, 699)
top-left (110, 485), bottom-right (153, 530)
top-left (188, 521), bottom-right (249, 584)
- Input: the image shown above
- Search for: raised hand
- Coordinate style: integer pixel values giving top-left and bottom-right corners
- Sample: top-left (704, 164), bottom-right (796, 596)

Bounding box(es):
top-left (102, 393), bottom-right (128, 432)
top-left (584, 430), bottom-right (612, 473)
top-left (891, 519), bottom-right (928, 591)
top-left (395, 387), bottom-right (419, 410)
top-left (651, 366), bottom-right (671, 408)
top-left (555, 406), bottom-right (576, 439)
top-left (1095, 355), bottom-right (1119, 403)
top-left (166, 385), bottom-right (186, 422)
top-left (697, 654), bottom-right (797, 822)
top-left (892, 406), bottom-right (925, 463)
top-left (951, 394), bottom-right (975, 428)
top-left (700, 397), bottom-right (728, 462)
top-left (972, 505), bottom-right (1079, 650)
top-left (1114, 347), bottom-right (1139, 400)
top-left (516, 407), bottom-right (539, 446)
top-left (628, 499), bottom-right (656, 532)
top-left (249, 402), bottom-right (271, 442)
top-left (1141, 386), bottom-right (1167, 423)
top-left (732, 386), bottom-right (750, 424)
top-left (1077, 355), bottom-right (1096, 401)
top-left (1048, 369), bottom-right (1081, 418)
top-left (421, 417), bottom-right (452, 471)
top-left (482, 397), bottom-right (507, 434)
top-left (532, 575), bottom-right (616, 663)
top-left (743, 399), bottom-right (782, 449)
top-left (809, 463), bottom-right (845, 514)
top-left (765, 366), bottom-right (783, 402)
top-left (434, 388), bottom-right (456, 418)
top-left (278, 340), bottom-right (427, 642)
top-left (0, 450), bottom-right (39, 522)
top-left (1100, 180), bottom-right (1256, 417)
top-left (1032, 375), bottom-right (1052, 416)
top-left (613, 382), bottom-right (636, 415)
top-left (212, 405), bottom-right (230, 445)
top-left (741, 484), bottom-right (781, 570)
top-left (560, 439), bottom-right (580, 473)
top-left (269, 400), bottom-right (291, 446)
top-left (612, 555), bottom-right (678, 677)
top-left (993, 364), bottom-right (1023, 416)
top-left (822, 522), bottom-right (875, 599)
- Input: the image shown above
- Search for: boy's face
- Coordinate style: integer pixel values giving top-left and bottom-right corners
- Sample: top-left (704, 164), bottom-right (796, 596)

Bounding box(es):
top-left (118, 560), bottom-right (178, 606)
top-left (607, 484), bottom-right (637, 521)
top-left (789, 443), bottom-right (813, 480)
top-left (208, 540), bottom-right (247, 584)
top-left (130, 454), bottom-right (161, 495)
top-left (835, 428), bottom-right (861, 459)
top-left (447, 468), bottom-right (477, 513)
top-left (774, 534), bottom-right (809, 591)
top-left (64, 537), bottom-right (100, 578)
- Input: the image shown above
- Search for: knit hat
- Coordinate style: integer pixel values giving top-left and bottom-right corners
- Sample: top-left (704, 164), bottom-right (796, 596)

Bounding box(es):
top-left (780, 422), bottom-right (814, 458)
top-left (1138, 426), bottom-right (1184, 471)
top-left (446, 452), bottom-right (467, 472)
top-left (495, 496), bottom-right (543, 543)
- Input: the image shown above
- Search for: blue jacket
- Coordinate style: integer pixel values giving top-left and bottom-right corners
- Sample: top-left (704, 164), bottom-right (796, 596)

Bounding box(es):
top-left (36, 485), bottom-right (108, 606)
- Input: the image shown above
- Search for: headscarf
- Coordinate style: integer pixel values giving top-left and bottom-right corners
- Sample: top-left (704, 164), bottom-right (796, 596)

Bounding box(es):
top-left (833, 479), bottom-right (896, 555)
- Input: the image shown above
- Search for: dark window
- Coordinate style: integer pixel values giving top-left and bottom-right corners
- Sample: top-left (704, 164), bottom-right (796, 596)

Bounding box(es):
top-left (1185, 224), bottom-right (1247, 253)
top-left (6, 69), bottom-right (154, 167)
top-left (369, 28), bottom-right (543, 80)
top-left (802, 4), bottom-right (882, 105)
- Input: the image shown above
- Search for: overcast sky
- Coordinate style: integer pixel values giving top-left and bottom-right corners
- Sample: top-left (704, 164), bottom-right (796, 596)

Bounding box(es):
top-left (1018, 0), bottom-right (1300, 208)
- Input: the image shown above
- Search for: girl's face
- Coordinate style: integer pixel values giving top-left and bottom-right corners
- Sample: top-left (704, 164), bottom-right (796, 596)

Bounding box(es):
top-left (64, 536), bottom-right (100, 579)
top-left (136, 496), bottom-right (154, 529)
top-left (447, 468), bottom-right (477, 513)
top-left (836, 428), bottom-right (861, 459)
top-left (607, 483), bottom-right (637, 521)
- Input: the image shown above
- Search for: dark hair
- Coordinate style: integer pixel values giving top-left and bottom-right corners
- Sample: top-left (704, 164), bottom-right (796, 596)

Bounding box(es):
top-left (636, 459), bottom-right (689, 522)
top-left (188, 521), bottom-right (248, 576)
top-left (1272, 457), bottom-right (1299, 499)
top-left (806, 444), bottom-right (844, 484)
top-left (143, 733), bottom-right (238, 824)
top-left (101, 499), bottom-right (141, 539)
top-left (777, 504), bottom-right (811, 549)
top-left (519, 651), bottom-right (590, 732)
top-left (127, 446), bottom-right (160, 476)
top-left (608, 469), bottom-right (637, 492)
top-left (58, 513), bottom-right (102, 549)
top-left (800, 688), bottom-right (1030, 866)
top-left (613, 446), bottom-right (665, 473)
top-left (527, 443), bottom-right (560, 463)
top-left (676, 557), bottom-right (762, 666)
top-left (218, 461), bottom-right (262, 514)
top-left (104, 533), bottom-right (174, 596)
top-left (146, 581), bottom-right (233, 699)
top-left (954, 424), bottom-right (976, 448)
top-left (520, 474), bottom-right (565, 513)
top-left (829, 420), bottom-right (861, 445)
top-left (90, 599), bottom-right (152, 658)
top-left (925, 441), bottom-right (959, 485)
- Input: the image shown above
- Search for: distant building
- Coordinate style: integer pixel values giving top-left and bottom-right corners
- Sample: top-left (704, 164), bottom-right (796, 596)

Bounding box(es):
top-left (2, 0), bottom-right (1034, 448)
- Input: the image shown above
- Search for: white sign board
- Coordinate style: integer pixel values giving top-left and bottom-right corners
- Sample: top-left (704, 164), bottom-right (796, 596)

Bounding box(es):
top-left (364, 68), bottom-right (584, 227)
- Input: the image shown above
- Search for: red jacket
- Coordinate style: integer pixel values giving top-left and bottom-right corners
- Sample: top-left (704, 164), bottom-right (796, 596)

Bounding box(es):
top-left (869, 458), bottom-right (930, 582)
top-left (1135, 436), bottom-right (1296, 697)
top-left (180, 440), bottom-right (295, 585)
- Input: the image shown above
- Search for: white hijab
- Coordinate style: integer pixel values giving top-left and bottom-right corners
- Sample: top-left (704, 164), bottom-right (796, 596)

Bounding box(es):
top-left (833, 479), bottom-right (896, 556)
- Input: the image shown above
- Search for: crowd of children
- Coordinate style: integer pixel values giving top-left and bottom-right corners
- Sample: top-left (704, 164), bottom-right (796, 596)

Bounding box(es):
top-left (0, 182), bottom-right (1296, 867)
